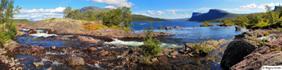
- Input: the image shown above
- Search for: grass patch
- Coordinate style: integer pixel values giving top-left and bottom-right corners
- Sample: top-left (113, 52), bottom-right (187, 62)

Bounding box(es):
top-left (187, 40), bottom-right (227, 54)
top-left (200, 21), bottom-right (212, 27)
top-left (139, 28), bottom-right (162, 64)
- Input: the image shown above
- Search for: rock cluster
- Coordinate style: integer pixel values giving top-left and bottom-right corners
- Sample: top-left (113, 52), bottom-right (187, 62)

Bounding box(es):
top-left (0, 47), bottom-right (22, 69)
top-left (232, 46), bottom-right (282, 70)
top-left (221, 29), bottom-right (282, 70)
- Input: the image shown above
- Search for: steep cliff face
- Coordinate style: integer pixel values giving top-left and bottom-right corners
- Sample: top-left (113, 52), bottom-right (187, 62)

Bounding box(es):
top-left (189, 9), bottom-right (238, 22)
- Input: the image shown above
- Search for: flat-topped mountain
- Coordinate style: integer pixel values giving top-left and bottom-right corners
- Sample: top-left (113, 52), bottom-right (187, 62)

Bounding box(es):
top-left (189, 9), bottom-right (239, 22)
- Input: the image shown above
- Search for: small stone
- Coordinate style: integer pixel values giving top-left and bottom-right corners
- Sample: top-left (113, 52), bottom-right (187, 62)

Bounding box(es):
top-left (170, 51), bottom-right (178, 56)
top-left (99, 50), bottom-right (110, 56)
top-left (172, 56), bottom-right (177, 59)
top-left (67, 56), bottom-right (85, 66)
top-left (33, 62), bottom-right (44, 67)
top-left (51, 46), bottom-right (56, 50)
top-left (151, 58), bottom-right (158, 62)
top-left (31, 46), bottom-right (44, 52)
top-left (158, 55), bottom-right (169, 64)
top-left (88, 47), bottom-right (97, 52)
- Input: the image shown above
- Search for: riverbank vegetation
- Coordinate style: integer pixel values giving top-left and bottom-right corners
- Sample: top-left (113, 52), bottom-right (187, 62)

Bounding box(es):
top-left (139, 28), bottom-right (162, 64)
top-left (64, 7), bottom-right (132, 30)
top-left (220, 6), bottom-right (282, 29)
top-left (186, 39), bottom-right (227, 56)
top-left (200, 21), bottom-right (212, 27)
top-left (0, 0), bottom-right (17, 47)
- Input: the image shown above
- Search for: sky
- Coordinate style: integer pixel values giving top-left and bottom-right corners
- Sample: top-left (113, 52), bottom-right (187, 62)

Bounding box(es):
top-left (14, 0), bottom-right (282, 21)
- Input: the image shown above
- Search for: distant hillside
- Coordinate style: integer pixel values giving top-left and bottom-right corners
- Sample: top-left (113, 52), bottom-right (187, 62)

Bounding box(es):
top-left (78, 6), bottom-right (166, 21)
top-left (189, 9), bottom-right (240, 22)
top-left (132, 14), bottom-right (166, 21)
top-left (79, 6), bottom-right (107, 12)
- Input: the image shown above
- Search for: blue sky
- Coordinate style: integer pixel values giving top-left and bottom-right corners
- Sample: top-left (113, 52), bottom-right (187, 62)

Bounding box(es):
top-left (14, 0), bottom-right (282, 20)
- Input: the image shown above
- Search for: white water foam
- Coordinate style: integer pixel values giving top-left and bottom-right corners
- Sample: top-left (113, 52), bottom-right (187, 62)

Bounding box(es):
top-left (30, 33), bottom-right (57, 38)
top-left (104, 39), bottom-right (182, 48)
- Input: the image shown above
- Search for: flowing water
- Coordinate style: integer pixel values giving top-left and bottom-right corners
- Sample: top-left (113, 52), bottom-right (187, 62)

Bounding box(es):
top-left (15, 20), bottom-right (242, 70)
top-left (16, 20), bottom-right (241, 48)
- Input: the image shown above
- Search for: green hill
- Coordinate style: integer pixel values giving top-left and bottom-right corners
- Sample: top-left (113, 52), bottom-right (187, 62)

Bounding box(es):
top-left (132, 14), bottom-right (166, 21)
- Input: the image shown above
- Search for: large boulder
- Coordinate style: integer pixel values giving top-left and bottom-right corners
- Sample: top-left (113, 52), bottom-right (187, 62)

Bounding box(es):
top-left (221, 40), bottom-right (256, 70)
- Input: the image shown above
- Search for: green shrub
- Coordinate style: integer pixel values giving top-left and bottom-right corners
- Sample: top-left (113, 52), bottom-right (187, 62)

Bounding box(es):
top-left (188, 40), bottom-right (226, 54)
top-left (220, 6), bottom-right (282, 29)
top-left (200, 21), bottom-right (212, 27)
top-left (64, 7), bottom-right (132, 30)
top-left (140, 29), bottom-right (162, 57)
top-left (0, 0), bottom-right (17, 48)
top-left (221, 19), bottom-right (234, 26)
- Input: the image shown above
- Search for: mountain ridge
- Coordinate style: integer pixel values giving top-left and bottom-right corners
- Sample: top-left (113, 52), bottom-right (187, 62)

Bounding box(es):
top-left (189, 9), bottom-right (240, 22)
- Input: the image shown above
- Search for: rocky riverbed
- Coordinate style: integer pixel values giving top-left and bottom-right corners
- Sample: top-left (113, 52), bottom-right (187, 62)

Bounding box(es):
top-left (0, 26), bottom-right (232, 70)
top-left (7, 33), bottom-right (229, 70)
top-left (3, 18), bottom-right (280, 70)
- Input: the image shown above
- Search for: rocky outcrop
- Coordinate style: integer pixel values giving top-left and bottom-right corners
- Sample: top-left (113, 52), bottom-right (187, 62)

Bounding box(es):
top-left (189, 9), bottom-right (238, 22)
top-left (231, 46), bottom-right (282, 70)
top-left (0, 48), bottom-right (22, 69)
top-left (221, 29), bottom-right (282, 70)
top-left (24, 18), bottom-right (171, 40)
top-left (231, 33), bottom-right (282, 70)
top-left (220, 40), bottom-right (256, 70)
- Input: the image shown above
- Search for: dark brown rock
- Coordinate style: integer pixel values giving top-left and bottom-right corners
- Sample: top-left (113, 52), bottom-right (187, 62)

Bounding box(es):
top-left (158, 55), bottom-right (169, 65)
top-left (232, 51), bottom-right (282, 70)
top-left (87, 47), bottom-right (97, 52)
top-left (99, 50), bottom-right (110, 56)
top-left (221, 40), bottom-right (256, 70)
top-left (179, 44), bottom-right (195, 54)
top-left (31, 46), bottom-right (44, 53)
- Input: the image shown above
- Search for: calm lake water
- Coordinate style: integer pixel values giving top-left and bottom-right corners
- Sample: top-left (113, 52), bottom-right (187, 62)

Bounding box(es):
top-left (131, 20), bottom-right (241, 44)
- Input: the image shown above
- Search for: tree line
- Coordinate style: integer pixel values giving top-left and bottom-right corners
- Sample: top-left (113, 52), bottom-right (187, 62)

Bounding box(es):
top-left (221, 6), bottom-right (282, 29)
top-left (63, 7), bottom-right (132, 29)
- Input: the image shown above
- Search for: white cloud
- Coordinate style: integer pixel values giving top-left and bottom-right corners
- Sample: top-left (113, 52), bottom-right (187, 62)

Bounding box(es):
top-left (15, 7), bottom-right (66, 21)
top-left (92, 0), bottom-right (132, 8)
top-left (20, 7), bottom-right (66, 13)
top-left (240, 3), bottom-right (280, 10)
top-left (240, 3), bottom-right (257, 9)
top-left (105, 5), bottom-right (117, 9)
top-left (167, 10), bottom-right (177, 15)
top-left (134, 9), bottom-right (191, 19)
